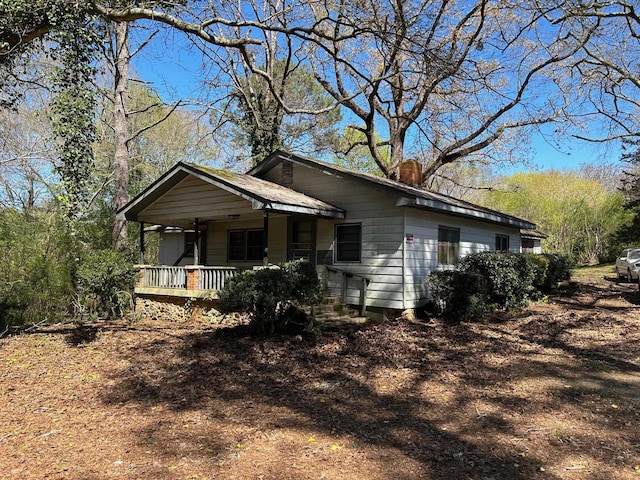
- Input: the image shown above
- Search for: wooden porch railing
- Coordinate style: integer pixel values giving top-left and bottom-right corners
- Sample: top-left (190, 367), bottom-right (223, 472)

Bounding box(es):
top-left (198, 266), bottom-right (238, 291)
top-left (138, 265), bottom-right (237, 292)
top-left (143, 266), bottom-right (186, 289)
top-left (323, 265), bottom-right (371, 316)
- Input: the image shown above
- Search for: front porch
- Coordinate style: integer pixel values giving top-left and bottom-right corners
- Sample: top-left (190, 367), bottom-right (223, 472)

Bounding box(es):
top-left (134, 264), bottom-right (371, 316)
top-left (135, 265), bottom-right (238, 299)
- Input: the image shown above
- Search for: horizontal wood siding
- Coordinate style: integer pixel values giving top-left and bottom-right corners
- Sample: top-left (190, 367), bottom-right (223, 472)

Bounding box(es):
top-left (141, 176), bottom-right (255, 224)
top-left (404, 209), bottom-right (523, 307)
top-left (205, 216), bottom-right (288, 268)
top-left (261, 163), bottom-right (405, 309)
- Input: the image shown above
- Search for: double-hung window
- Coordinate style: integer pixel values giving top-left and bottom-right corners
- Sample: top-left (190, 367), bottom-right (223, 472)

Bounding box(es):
top-left (335, 224), bottom-right (361, 262)
top-left (438, 226), bottom-right (460, 266)
top-left (228, 229), bottom-right (264, 262)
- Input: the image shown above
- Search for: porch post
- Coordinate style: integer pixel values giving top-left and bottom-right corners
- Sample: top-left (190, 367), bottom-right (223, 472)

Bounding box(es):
top-left (263, 210), bottom-right (269, 266)
top-left (139, 222), bottom-right (145, 264)
top-left (193, 218), bottom-right (199, 266)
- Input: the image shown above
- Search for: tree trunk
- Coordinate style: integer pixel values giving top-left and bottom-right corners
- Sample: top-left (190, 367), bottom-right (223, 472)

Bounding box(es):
top-left (112, 21), bottom-right (130, 250)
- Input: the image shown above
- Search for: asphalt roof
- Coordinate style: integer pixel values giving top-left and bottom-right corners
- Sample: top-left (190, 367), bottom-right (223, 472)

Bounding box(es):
top-left (250, 150), bottom-right (537, 230)
top-left (117, 161), bottom-right (345, 222)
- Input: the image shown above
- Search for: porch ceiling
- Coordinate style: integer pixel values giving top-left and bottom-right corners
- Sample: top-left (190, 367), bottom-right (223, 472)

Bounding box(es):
top-left (117, 162), bottom-right (345, 228)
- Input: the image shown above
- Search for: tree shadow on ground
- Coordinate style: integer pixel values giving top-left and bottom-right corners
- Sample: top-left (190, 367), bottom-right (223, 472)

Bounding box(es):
top-left (96, 311), bottom-right (640, 480)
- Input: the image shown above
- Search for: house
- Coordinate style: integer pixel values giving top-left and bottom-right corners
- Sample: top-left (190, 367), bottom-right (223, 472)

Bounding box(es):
top-left (118, 150), bottom-right (537, 317)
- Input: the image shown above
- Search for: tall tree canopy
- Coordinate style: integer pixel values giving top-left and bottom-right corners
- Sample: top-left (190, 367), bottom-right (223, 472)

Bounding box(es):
top-left (482, 170), bottom-right (628, 263)
top-left (2, 0), bottom-right (640, 184)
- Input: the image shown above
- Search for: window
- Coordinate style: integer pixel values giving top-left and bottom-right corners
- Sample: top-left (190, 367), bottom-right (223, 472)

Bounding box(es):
top-left (335, 224), bottom-right (361, 262)
top-left (522, 238), bottom-right (535, 253)
top-left (184, 231), bottom-right (196, 257)
top-left (496, 234), bottom-right (509, 252)
top-left (438, 226), bottom-right (460, 265)
top-left (228, 229), bottom-right (264, 262)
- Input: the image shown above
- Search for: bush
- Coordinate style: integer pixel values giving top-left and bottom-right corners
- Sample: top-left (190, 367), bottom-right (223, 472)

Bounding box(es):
top-left (74, 249), bottom-right (137, 320)
top-left (459, 252), bottom-right (537, 309)
top-left (219, 259), bottom-right (322, 334)
top-left (427, 252), bottom-right (543, 323)
top-left (526, 253), bottom-right (573, 293)
top-left (0, 208), bottom-right (76, 327)
top-left (426, 270), bottom-right (488, 323)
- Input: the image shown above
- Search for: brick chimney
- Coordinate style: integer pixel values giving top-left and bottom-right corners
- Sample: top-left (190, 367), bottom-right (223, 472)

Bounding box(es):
top-left (399, 159), bottom-right (422, 185)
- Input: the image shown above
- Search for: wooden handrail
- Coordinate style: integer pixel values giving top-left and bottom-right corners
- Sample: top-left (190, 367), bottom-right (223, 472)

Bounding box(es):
top-left (323, 265), bottom-right (370, 316)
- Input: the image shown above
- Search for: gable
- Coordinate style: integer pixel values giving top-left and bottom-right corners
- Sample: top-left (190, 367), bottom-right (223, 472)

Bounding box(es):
top-left (250, 150), bottom-right (536, 230)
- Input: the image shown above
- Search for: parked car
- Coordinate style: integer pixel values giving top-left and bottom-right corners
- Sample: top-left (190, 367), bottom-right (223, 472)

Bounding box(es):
top-left (615, 248), bottom-right (640, 281)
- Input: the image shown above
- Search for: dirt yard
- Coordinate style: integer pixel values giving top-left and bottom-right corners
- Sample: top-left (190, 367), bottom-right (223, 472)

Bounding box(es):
top-left (1, 265), bottom-right (639, 480)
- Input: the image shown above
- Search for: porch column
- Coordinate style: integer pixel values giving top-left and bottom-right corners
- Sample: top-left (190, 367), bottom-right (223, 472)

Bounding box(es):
top-left (263, 210), bottom-right (269, 266)
top-left (193, 217), bottom-right (199, 266)
top-left (139, 222), bottom-right (145, 264)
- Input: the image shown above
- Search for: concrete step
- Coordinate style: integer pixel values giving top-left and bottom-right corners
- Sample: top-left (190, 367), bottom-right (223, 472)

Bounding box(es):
top-left (305, 296), bottom-right (370, 328)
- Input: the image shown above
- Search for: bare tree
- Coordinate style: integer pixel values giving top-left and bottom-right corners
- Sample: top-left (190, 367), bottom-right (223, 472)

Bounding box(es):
top-left (553, 1), bottom-right (640, 143)
top-left (2, 0), bottom-right (631, 185)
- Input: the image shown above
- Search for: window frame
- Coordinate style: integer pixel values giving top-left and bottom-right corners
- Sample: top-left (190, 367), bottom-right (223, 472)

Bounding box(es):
top-left (334, 223), bottom-right (362, 263)
top-left (495, 234), bottom-right (510, 252)
top-left (437, 225), bottom-right (460, 266)
top-left (227, 228), bottom-right (264, 262)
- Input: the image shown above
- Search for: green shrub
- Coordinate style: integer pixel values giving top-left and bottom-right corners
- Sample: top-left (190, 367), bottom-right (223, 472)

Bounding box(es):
top-left (459, 252), bottom-right (537, 309)
top-left (427, 252), bottom-right (543, 323)
top-left (219, 259), bottom-right (322, 334)
top-left (526, 253), bottom-right (573, 293)
top-left (426, 270), bottom-right (488, 323)
top-left (0, 208), bottom-right (76, 327)
top-left (74, 249), bottom-right (137, 320)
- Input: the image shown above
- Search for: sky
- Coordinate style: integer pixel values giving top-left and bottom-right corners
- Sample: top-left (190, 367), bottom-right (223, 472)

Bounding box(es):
top-left (130, 28), bottom-right (623, 174)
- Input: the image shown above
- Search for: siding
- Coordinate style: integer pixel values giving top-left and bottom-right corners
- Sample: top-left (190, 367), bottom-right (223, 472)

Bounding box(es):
top-left (141, 176), bottom-right (256, 224)
top-left (206, 216), bottom-right (288, 268)
top-left (260, 163), bottom-right (406, 309)
top-left (403, 209), bottom-right (523, 307)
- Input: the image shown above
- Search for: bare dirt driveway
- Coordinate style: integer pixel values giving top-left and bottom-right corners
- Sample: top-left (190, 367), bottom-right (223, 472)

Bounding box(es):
top-left (1, 265), bottom-right (639, 480)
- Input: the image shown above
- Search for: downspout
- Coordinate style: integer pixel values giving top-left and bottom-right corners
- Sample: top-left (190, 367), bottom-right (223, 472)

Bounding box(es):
top-left (263, 210), bottom-right (270, 266)
top-left (402, 208), bottom-right (407, 310)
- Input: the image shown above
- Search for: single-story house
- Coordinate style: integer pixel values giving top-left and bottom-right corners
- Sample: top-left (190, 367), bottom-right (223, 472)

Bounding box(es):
top-left (118, 150), bottom-right (537, 315)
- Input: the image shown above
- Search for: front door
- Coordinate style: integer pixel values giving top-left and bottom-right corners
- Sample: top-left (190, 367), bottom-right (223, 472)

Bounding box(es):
top-left (287, 217), bottom-right (316, 264)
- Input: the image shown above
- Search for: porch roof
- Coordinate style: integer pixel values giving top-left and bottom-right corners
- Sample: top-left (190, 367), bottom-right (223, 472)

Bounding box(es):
top-left (117, 162), bottom-right (345, 227)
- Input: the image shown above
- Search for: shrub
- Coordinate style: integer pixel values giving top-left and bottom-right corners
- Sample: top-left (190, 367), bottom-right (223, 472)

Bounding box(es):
top-left (0, 208), bottom-right (76, 327)
top-left (426, 270), bottom-right (488, 323)
top-left (427, 252), bottom-right (543, 323)
top-left (526, 253), bottom-right (573, 293)
top-left (74, 249), bottom-right (137, 320)
top-left (459, 252), bottom-right (537, 310)
top-left (219, 259), bottom-right (322, 334)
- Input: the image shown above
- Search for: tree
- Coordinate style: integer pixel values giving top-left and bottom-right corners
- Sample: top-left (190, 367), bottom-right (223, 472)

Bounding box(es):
top-left (483, 170), bottom-right (629, 263)
top-left (557, 1), bottom-right (640, 143)
top-left (219, 61), bottom-right (342, 166)
top-left (0, 90), bottom-right (56, 210)
top-left (2, 0), bottom-right (637, 185)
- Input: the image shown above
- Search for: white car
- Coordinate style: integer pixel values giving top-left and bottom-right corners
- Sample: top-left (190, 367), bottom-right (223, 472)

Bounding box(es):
top-left (615, 248), bottom-right (640, 281)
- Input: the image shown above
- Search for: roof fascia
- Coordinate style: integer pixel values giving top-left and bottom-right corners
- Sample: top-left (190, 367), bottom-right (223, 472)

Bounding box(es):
top-left (396, 196), bottom-right (536, 230)
top-left (250, 199), bottom-right (344, 218)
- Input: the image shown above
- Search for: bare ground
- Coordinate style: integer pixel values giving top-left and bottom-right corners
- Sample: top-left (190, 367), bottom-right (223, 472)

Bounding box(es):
top-left (1, 266), bottom-right (639, 480)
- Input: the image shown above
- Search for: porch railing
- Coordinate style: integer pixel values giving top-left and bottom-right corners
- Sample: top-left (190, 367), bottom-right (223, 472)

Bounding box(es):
top-left (144, 266), bottom-right (186, 289)
top-left (139, 265), bottom-right (237, 291)
top-left (198, 266), bottom-right (237, 291)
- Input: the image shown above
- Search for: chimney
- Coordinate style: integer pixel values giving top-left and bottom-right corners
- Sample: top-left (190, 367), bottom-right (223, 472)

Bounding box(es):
top-left (399, 159), bottom-right (422, 185)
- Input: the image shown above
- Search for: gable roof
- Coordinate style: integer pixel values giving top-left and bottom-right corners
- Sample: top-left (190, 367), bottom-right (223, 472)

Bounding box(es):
top-left (117, 161), bottom-right (345, 223)
top-left (250, 150), bottom-right (536, 230)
